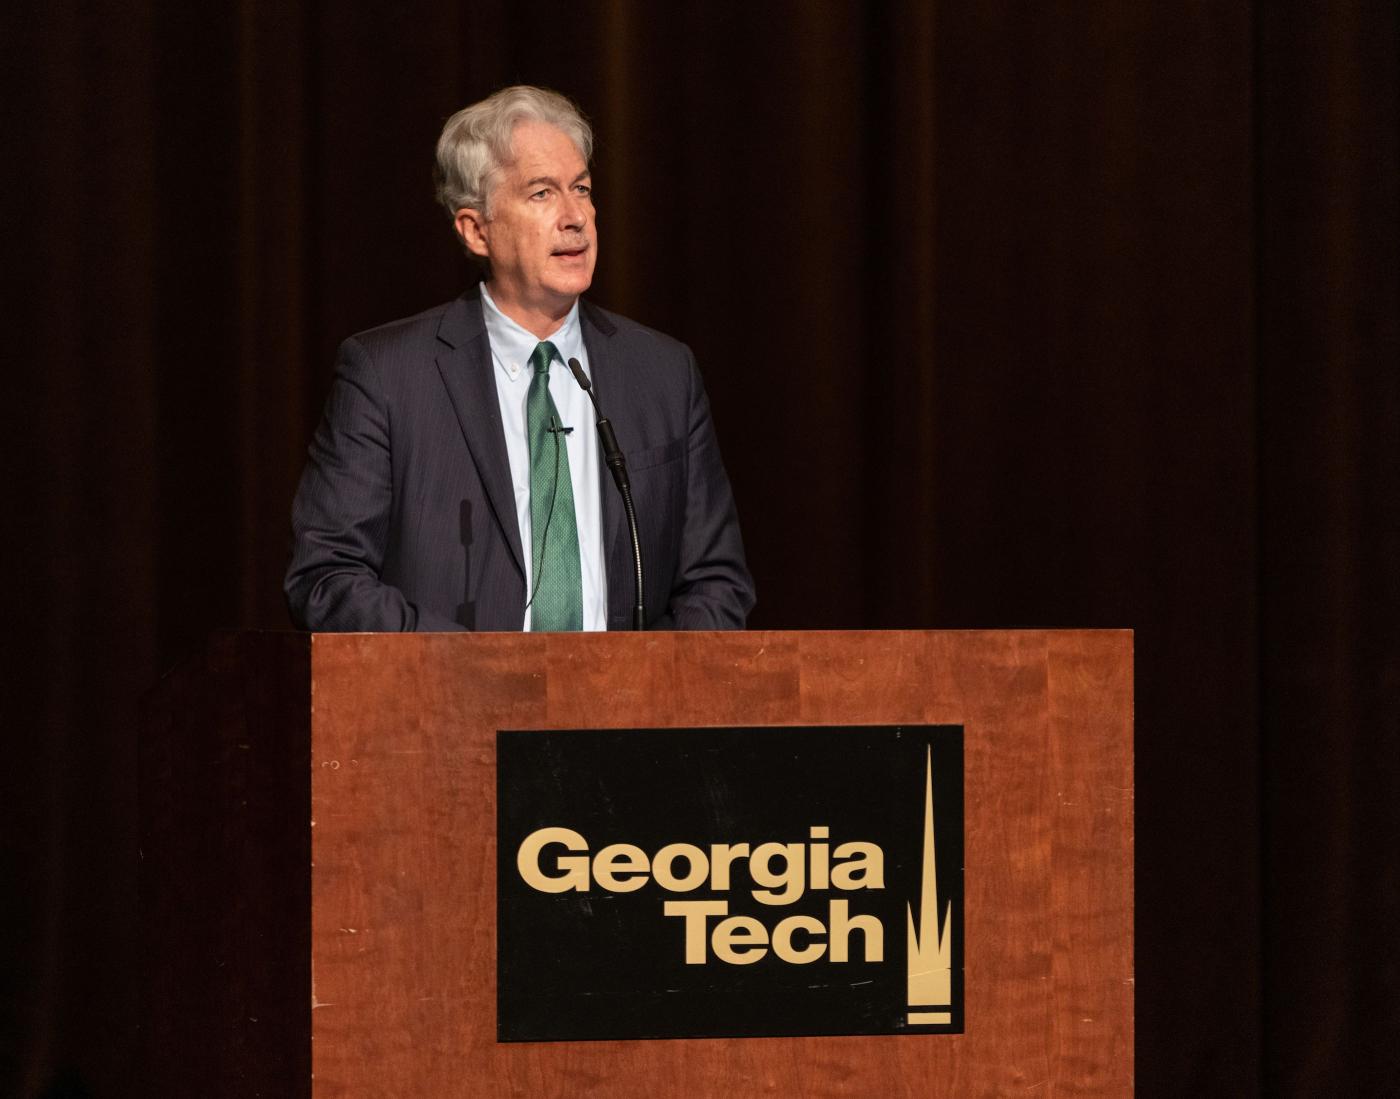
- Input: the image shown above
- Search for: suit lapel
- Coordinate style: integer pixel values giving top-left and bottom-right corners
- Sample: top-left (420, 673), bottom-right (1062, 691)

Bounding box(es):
top-left (435, 289), bottom-right (527, 580)
top-left (580, 301), bottom-right (630, 624)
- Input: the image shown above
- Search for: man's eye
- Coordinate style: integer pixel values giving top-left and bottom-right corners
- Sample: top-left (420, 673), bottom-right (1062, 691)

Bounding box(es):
top-left (531, 189), bottom-right (550, 200)
top-left (575, 185), bottom-right (592, 197)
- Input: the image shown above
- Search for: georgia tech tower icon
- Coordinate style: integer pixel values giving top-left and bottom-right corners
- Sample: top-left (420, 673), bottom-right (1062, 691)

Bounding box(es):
top-left (908, 746), bottom-right (954, 1025)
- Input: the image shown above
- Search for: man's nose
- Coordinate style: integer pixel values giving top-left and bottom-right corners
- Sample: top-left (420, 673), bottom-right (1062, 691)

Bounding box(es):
top-left (559, 192), bottom-right (587, 230)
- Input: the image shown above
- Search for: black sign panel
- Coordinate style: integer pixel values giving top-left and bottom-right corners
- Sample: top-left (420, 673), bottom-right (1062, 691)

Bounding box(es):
top-left (496, 725), bottom-right (963, 1042)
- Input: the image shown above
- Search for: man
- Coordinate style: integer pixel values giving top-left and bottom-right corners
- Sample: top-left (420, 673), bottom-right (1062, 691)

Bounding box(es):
top-left (285, 86), bottom-right (753, 631)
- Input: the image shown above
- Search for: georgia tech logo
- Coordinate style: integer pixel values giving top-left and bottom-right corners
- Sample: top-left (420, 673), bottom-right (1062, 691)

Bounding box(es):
top-left (495, 725), bottom-right (962, 1041)
top-left (516, 825), bottom-right (887, 965)
top-left (511, 745), bottom-right (955, 1025)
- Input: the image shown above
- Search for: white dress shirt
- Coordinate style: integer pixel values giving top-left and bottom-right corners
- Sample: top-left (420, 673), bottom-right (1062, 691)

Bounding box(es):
top-left (480, 283), bottom-right (608, 630)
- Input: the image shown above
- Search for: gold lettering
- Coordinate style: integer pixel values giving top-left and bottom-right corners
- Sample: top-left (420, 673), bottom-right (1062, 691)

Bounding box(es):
top-left (771, 914), bottom-right (827, 963)
top-left (831, 842), bottom-right (885, 890)
top-left (750, 842), bottom-right (804, 905)
top-left (829, 899), bottom-right (883, 962)
top-left (516, 827), bottom-right (589, 893)
top-left (712, 915), bottom-right (769, 964)
top-left (652, 843), bottom-right (710, 891)
top-left (809, 826), bottom-right (830, 890)
top-left (593, 843), bottom-right (649, 892)
top-left (709, 843), bottom-right (750, 890)
top-left (664, 900), bottom-right (728, 963)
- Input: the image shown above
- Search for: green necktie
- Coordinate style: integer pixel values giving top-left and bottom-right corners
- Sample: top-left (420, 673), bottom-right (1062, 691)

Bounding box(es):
top-left (526, 340), bottom-right (583, 630)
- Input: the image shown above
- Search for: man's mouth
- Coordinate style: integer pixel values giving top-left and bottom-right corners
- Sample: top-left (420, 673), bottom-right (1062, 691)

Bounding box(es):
top-left (552, 245), bottom-right (588, 258)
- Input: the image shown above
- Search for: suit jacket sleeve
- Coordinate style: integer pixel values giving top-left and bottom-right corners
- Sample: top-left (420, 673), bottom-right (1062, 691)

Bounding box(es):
top-left (654, 349), bottom-right (756, 629)
top-left (284, 337), bottom-right (465, 632)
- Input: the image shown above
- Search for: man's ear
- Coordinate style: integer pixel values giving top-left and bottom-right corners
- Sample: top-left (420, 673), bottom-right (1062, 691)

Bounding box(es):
top-left (453, 208), bottom-right (490, 258)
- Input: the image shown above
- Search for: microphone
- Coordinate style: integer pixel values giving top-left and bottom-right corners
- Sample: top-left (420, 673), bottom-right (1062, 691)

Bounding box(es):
top-left (567, 357), bottom-right (645, 631)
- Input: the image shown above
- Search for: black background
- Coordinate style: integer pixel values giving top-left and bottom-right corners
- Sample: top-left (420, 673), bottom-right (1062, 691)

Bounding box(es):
top-left (3, 2), bottom-right (1396, 1095)
top-left (497, 726), bottom-right (963, 1041)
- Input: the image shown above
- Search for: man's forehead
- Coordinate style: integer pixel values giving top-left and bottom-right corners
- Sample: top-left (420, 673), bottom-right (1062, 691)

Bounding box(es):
top-left (505, 120), bottom-right (587, 173)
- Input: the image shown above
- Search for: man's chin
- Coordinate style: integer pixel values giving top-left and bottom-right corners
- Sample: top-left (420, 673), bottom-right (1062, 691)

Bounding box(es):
top-left (544, 269), bottom-right (595, 300)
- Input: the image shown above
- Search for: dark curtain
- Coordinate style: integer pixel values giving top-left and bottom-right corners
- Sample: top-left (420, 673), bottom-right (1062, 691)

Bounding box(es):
top-left (3, 2), bottom-right (1396, 1095)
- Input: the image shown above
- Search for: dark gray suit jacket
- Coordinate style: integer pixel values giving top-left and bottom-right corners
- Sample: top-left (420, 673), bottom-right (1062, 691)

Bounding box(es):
top-left (285, 288), bottom-right (754, 631)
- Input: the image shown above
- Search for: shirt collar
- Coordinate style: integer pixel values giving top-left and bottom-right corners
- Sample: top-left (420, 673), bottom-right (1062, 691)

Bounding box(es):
top-left (479, 282), bottom-right (583, 380)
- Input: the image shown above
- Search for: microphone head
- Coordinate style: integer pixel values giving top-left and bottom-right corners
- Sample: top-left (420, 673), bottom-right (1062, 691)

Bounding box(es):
top-left (566, 357), bottom-right (592, 392)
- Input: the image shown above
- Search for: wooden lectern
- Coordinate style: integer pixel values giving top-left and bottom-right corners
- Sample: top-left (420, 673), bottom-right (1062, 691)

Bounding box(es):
top-left (141, 630), bottom-right (1132, 1096)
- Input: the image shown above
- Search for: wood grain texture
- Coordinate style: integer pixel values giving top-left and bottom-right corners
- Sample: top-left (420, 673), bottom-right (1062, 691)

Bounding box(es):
top-left (308, 630), bottom-right (1132, 1097)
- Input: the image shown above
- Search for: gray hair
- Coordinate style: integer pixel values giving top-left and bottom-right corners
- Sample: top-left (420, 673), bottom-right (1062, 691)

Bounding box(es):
top-left (434, 85), bottom-right (593, 219)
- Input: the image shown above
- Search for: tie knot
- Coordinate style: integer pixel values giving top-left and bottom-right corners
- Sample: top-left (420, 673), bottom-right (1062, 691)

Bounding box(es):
top-left (530, 341), bottom-right (559, 376)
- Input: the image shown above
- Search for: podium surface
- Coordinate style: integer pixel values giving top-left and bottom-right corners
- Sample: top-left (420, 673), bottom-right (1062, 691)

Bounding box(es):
top-left (141, 629), bottom-right (1132, 1097)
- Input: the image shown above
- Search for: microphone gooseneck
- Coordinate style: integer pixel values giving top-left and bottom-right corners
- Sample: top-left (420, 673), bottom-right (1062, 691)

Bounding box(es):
top-left (568, 357), bottom-right (645, 631)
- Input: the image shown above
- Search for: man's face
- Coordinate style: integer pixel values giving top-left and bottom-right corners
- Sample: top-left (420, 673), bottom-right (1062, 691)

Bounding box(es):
top-left (455, 120), bottom-right (596, 320)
